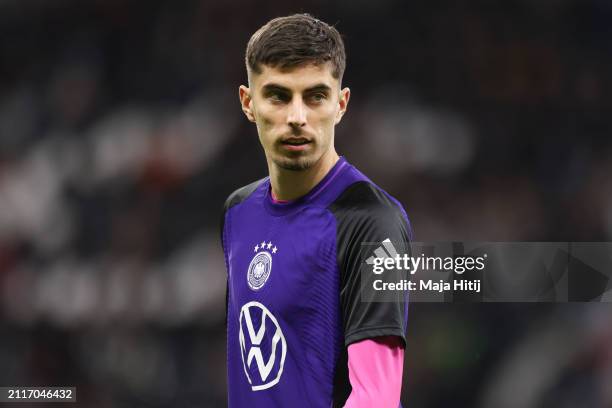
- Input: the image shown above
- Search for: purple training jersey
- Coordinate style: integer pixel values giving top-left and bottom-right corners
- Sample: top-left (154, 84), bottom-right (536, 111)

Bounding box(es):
top-left (221, 157), bottom-right (411, 407)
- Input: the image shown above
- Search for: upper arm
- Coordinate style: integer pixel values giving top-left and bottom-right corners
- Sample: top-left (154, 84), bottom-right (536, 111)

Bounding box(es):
top-left (328, 182), bottom-right (412, 347)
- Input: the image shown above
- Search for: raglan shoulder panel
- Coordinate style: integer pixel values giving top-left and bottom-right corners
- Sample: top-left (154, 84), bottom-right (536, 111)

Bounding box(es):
top-left (328, 181), bottom-right (411, 347)
top-left (223, 178), bottom-right (267, 213)
top-left (221, 178), bottom-right (267, 245)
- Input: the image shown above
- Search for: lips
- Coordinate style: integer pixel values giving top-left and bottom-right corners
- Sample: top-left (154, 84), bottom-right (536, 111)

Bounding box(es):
top-left (281, 137), bottom-right (311, 146)
top-left (279, 137), bottom-right (312, 152)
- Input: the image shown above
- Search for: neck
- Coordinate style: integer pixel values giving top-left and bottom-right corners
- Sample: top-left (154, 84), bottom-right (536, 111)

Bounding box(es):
top-left (269, 150), bottom-right (340, 201)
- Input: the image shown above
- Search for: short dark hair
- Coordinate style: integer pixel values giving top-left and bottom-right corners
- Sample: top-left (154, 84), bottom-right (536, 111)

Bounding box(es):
top-left (245, 14), bottom-right (346, 81)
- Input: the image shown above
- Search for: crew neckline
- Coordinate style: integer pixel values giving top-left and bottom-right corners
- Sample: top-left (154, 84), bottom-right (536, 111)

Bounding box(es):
top-left (263, 156), bottom-right (348, 216)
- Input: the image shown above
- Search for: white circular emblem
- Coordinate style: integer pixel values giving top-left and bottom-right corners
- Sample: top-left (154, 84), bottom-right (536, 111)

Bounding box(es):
top-left (239, 301), bottom-right (287, 391)
top-left (247, 251), bottom-right (272, 290)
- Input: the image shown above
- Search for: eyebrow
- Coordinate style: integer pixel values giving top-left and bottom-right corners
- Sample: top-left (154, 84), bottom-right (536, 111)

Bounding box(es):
top-left (305, 84), bottom-right (332, 94)
top-left (261, 83), bottom-right (332, 94)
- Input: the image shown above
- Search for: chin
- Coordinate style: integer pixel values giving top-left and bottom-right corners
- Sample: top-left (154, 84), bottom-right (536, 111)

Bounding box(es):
top-left (273, 154), bottom-right (317, 171)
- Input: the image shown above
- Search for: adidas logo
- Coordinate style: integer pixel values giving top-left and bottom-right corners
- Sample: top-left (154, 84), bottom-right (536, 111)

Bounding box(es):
top-left (365, 238), bottom-right (398, 265)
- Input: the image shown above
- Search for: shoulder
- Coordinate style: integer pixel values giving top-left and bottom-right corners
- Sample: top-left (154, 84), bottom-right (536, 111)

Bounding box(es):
top-left (328, 181), bottom-right (407, 222)
top-left (220, 177), bottom-right (267, 248)
top-left (327, 181), bottom-right (412, 242)
top-left (223, 177), bottom-right (268, 213)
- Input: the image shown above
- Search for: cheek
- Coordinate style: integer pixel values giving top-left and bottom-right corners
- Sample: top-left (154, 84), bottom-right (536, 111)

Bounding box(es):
top-left (256, 105), bottom-right (285, 129)
top-left (254, 109), bottom-right (284, 147)
top-left (313, 107), bottom-right (338, 128)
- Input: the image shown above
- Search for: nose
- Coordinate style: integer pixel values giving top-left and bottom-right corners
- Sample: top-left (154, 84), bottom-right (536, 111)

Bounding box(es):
top-left (287, 99), bottom-right (307, 128)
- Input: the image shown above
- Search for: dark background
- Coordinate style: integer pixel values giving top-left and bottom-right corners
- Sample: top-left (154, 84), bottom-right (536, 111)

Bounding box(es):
top-left (0, 0), bottom-right (611, 406)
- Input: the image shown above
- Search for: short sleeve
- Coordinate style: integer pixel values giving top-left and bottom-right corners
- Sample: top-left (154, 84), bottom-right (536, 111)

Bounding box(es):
top-left (328, 182), bottom-right (411, 347)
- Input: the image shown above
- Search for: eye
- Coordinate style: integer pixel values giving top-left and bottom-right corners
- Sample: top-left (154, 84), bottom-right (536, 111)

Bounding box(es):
top-left (267, 92), bottom-right (289, 103)
top-left (308, 93), bottom-right (327, 103)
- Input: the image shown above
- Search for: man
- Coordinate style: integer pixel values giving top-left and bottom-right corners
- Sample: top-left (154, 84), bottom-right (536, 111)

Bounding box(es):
top-left (221, 14), bottom-right (411, 407)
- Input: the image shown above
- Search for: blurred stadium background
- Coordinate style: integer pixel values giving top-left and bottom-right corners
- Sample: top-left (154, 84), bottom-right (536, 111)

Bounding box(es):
top-left (1, 0), bottom-right (611, 407)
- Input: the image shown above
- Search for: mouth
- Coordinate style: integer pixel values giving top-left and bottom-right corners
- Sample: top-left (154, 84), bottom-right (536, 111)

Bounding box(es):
top-left (279, 137), bottom-right (312, 151)
top-left (281, 137), bottom-right (311, 145)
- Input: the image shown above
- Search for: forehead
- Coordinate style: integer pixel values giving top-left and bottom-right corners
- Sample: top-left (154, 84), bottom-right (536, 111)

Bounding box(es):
top-left (252, 62), bottom-right (339, 91)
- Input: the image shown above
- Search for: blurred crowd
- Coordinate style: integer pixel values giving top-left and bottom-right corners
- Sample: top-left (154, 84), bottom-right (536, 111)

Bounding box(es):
top-left (0, 0), bottom-right (611, 407)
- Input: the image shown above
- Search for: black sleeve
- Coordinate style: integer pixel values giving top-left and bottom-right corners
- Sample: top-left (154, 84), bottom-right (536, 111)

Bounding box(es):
top-left (328, 181), bottom-right (411, 347)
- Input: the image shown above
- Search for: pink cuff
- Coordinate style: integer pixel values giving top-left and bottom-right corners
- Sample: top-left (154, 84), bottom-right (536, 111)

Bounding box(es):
top-left (344, 336), bottom-right (404, 408)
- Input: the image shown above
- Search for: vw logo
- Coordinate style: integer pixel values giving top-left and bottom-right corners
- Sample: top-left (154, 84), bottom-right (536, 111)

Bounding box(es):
top-left (239, 301), bottom-right (287, 391)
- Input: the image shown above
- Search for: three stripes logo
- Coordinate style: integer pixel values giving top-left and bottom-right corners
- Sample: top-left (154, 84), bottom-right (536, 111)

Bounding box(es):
top-left (365, 238), bottom-right (399, 267)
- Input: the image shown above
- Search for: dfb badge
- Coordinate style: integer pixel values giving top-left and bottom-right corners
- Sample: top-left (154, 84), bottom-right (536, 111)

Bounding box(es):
top-left (247, 240), bottom-right (278, 291)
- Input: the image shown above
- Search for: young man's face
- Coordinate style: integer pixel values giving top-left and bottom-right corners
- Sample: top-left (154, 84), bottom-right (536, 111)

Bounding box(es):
top-left (240, 62), bottom-right (350, 171)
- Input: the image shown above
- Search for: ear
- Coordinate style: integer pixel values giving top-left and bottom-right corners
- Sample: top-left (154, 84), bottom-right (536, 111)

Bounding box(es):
top-left (239, 85), bottom-right (256, 122)
top-left (335, 87), bottom-right (350, 125)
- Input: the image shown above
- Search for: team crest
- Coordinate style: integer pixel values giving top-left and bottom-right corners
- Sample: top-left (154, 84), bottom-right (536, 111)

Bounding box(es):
top-left (247, 240), bottom-right (278, 291)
